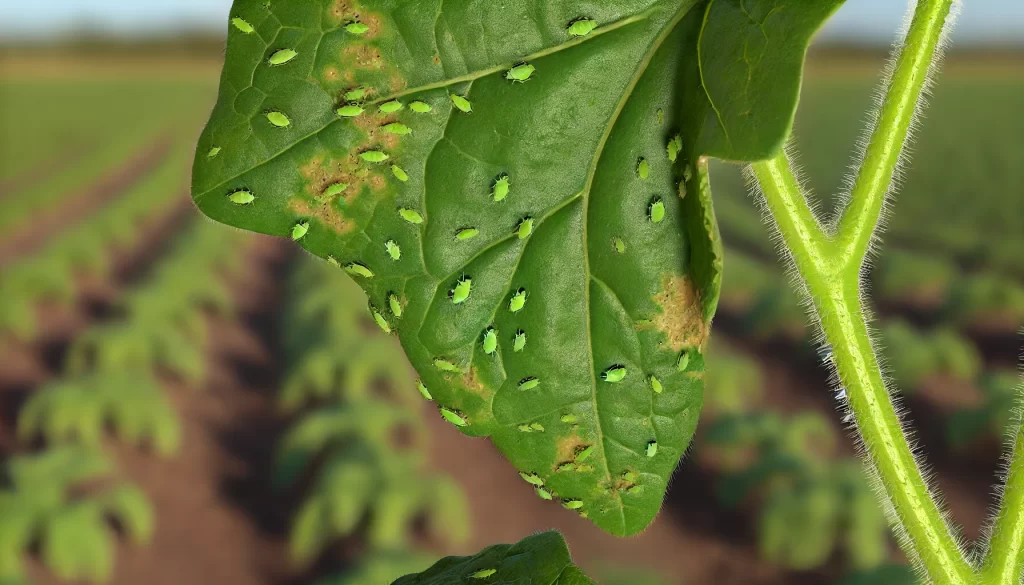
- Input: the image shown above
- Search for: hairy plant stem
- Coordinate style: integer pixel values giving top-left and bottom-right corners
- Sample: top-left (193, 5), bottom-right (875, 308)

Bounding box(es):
top-left (982, 422), bottom-right (1024, 585)
top-left (749, 0), bottom-right (975, 583)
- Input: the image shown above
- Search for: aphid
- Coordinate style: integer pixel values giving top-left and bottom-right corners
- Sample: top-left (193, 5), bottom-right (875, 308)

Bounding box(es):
top-left (455, 227), bottom-right (480, 241)
top-left (492, 174), bottom-right (510, 202)
top-left (683, 164), bottom-right (694, 182)
top-left (344, 262), bottom-right (374, 278)
top-left (601, 365), bottom-right (627, 383)
top-left (505, 63), bottom-right (535, 82)
top-left (337, 104), bottom-right (365, 117)
top-left (519, 472), bottom-right (544, 487)
top-left (508, 288), bottom-right (527, 313)
top-left (575, 464), bottom-right (595, 473)
top-left (536, 487), bottom-right (552, 500)
top-left (575, 445), bottom-right (594, 462)
top-left (398, 208), bottom-right (424, 224)
top-left (385, 240), bottom-right (401, 261)
top-left (560, 414), bottom-right (577, 424)
top-left (622, 471), bottom-right (637, 483)
top-left (345, 21), bottom-right (370, 35)
top-left (649, 197), bottom-right (665, 224)
top-left (518, 377), bottom-right (539, 391)
top-left (360, 150), bottom-right (390, 163)
top-left (516, 217), bottom-right (534, 240)
top-left (266, 111), bottom-right (291, 128)
top-left (344, 87), bottom-right (367, 101)
top-left (637, 157), bottom-right (649, 180)
top-left (327, 256), bottom-right (340, 267)
top-left (409, 100), bottom-right (432, 113)
top-left (657, 108), bottom-right (664, 124)
top-left (518, 424), bottom-right (533, 432)
top-left (611, 237), bottom-right (625, 254)
top-left (676, 351), bottom-right (690, 371)
top-left (434, 358), bottom-right (461, 372)
top-left (649, 375), bottom-right (663, 394)
top-left (324, 182), bottom-right (348, 198)
top-left (291, 221), bottom-right (309, 241)
top-left (207, 147), bottom-right (222, 158)
top-left (558, 462), bottom-right (574, 472)
top-left (391, 165), bottom-right (409, 182)
top-left (372, 309), bottom-right (391, 333)
top-left (228, 190), bottom-right (255, 205)
top-left (450, 277), bottom-right (472, 304)
top-left (530, 422), bottom-right (544, 432)
top-left (231, 17), bottom-right (255, 34)
top-left (627, 485), bottom-right (643, 495)
top-left (389, 293), bottom-right (403, 317)
top-left (646, 440), bottom-right (658, 458)
top-left (382, 122), bottom-right (412, 135)
top-left (416, 380), bottom-right (432, 400)
top-left (482, 327), bottom-right (498, 355)
top-left (471, 569), bottom-right (497, 579)
top-left (378, 100), bottom-right (404, 113)
top-left (268, 49), bottom-right (298, 66)
top-left (450, 94), bottom-right (472, 113)
top-left (562, 499), bottom-right (583, 510)
top-left (512, 329), bottom-right (526, 352)
top-left (440, 407), bottom-right (467, 427)
top-left (567, 18), bottom-right (597, 37)
top-left (667, 135), bottom-right (682, 162)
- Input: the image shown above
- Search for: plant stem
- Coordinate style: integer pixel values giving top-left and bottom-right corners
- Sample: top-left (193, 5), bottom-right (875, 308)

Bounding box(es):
top-left (982, 417), bottom-right (1024, 585)
top-left (750, 0), bottom-right (971, 582)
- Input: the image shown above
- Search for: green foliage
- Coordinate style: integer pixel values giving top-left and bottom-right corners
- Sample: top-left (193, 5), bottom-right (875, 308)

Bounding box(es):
top-left (873, 250), bottom-right (957, 308)
top-left (835, 564), bottom-right (918, 585)
top-left (18, 373), bottom-right (181, 457)
top-left (703, 342), bottom-right (762, 414)
top-left (947, 370), bottom-right (1021, 448)
top-left (0, 447), bottom-right (153, 583)
top-left (878, 320), bottom-right (981, 392)
top-left (946, 273), bottom-right (1024, 327)
top-left (193, 0), bottom-right (841, 536)
top-left (389, 531), bottom-right (595, 585)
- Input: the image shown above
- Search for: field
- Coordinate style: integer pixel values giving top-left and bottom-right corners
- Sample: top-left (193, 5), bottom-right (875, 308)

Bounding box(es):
top-left (0, 48), bottom-right (1021, 585)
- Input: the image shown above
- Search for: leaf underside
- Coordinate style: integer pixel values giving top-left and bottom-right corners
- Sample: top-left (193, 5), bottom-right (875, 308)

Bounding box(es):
top-left (192, 0), bottom-right (841, 536)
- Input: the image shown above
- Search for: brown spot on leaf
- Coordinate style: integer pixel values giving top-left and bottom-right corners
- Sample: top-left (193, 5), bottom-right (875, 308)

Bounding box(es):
top-left (554, 433), bottom-right (589, 468)
top-left (460, 368), bottom-right (490, 398)
top-left (343, 45), bottom-right (384, 71)
top-left (644, 275), bottom-right (709, 352)
top-left (289, 197), bottom-right (351, 235)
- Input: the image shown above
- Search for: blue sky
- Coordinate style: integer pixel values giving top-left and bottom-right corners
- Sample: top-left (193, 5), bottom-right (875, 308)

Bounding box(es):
top-left (1, 0), bottom-right (1021, 44)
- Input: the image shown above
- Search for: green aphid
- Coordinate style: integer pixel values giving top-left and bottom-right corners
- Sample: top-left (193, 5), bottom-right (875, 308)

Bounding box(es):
top-left (291, 221), bottom-right (309, 241)
top-left (385, 240), bottom-right (401, 261)
top-left (344, 262), bottom-right (374, 278)
top-left (492, 174), bottom-right (510, 202)
top-left (562, 499), bottom-right (583, 510)
top-left (482, 327), bottom-right (498, 355)
top-left (646, 440), bottom-right (658, 458)
top-left (622, 471), bottom-right (637, 483)
top-left (345, 22), bottom-right (370, 35)
top-left (518, 377), bottom-right (539, 391)
top-left (657, 108), bottom-right (664, 124)
top-left (434, 358), bottom-right (461, 372)
top-left (627, 485), bottom-right (644, 495)
top-left (558, 463), bottom-right (574, 472)
top-left (518, 424), bottom-right (533, 433)
top-left (667, 135), bottom-right (682, 162)
top-left (637, 157), bottom-right (649, 180)
top-left (516, 217), bottom-right (534, 240)
top-left (536, 487), bottom-right (552, 500)
top-left (324, 182), bottom-right (348, 198)
top-left (519, 472), bottom-right (544, 487)
top-left (409, 100), bottom-right (432, 113)
top-left (391, 165), bottom-right (409, 182)
top-left (676, 351), bottom-right (690, 371)
top-left (530, 422), bottom-right (544, 432)
top-left (440, 407), bottom-right (467, 427)
top-left (508, 288), bottom-right (527, 313)
top-left (327, 256), bottom-right (341, 267)
top-left (471, 569), bottom-right (497, 579)
top-left (601, 365), bottom-right (627, 383)
top-left (389, 293), bottom-right (403, 317)
top-left (382, 122), bottom-right (412, 135)
top-left (372, 309), bottom-right (391, 334)
top-left (450, 94), bottom-right (472, 113)
top-left (683, 164), bottom-right (694, 182)
top-left (337, 104), bottom-right (365, 117)
top-left (505, 63), bottom-right (535, 82)
top-left (416, 380), bottom-right (432, 400)
top-left (612, 237), bottom-right (626, 254)
top-left (450, 277), bottom-right (472, 304)
top-left (208, 147), bottom-right (222, 158)
top-left (455, 227), bottom-right (480, 241)
top-left (231, 17), bottom-right (255, 34)
top-left (649, 375), bottom-right (663, 394)
top-left (575, 445), bottom-right (594, 462)
top-left (228, 190), bottom-right (255, 205)
top-left (649, 197), bottom-right (665, 224)
top-left (360, 150), bottom-right (390, 163)
top-left (268, 49), bottom-right (298, 66)
top-left (513, 329), bottom-right (526, 352)
top-left (567, 18), bottom-right (597, 37)
top-left (378, 100), bottom-right (404, 114)
top-left (266, 111), bottom-right (291, 128)
top-left (575, 464), bottom-right (595, 473)
top-left (398, 208), bottom-right (424, 224)
top-left (560, 414), bottom-right (577, 424)
top-left (344, 87), bottom-right (367, 101)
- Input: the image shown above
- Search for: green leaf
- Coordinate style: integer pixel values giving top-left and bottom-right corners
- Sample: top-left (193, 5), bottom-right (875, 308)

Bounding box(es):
top-left (193, 0), bottom-right (840, 535)
top-left (390, 531), bottom-right (595, 585)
